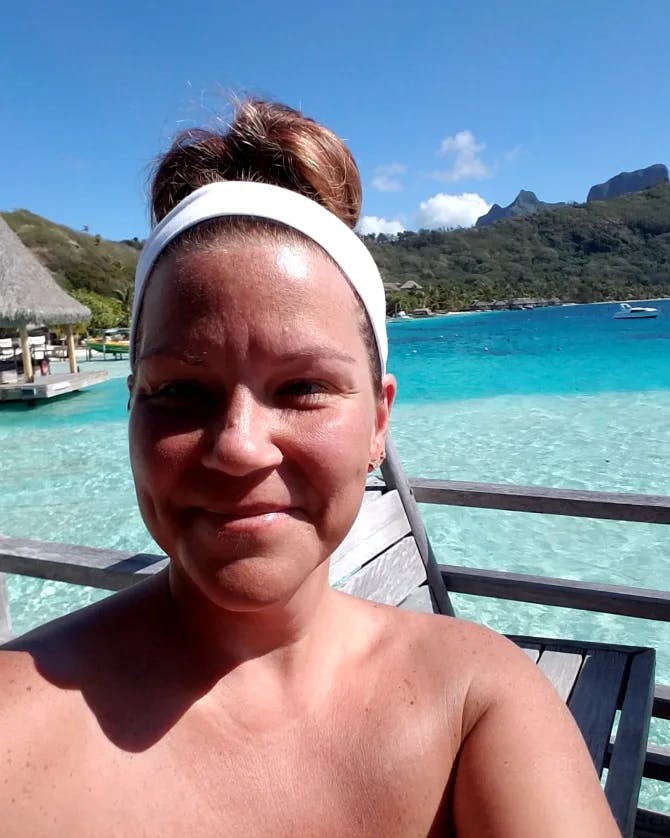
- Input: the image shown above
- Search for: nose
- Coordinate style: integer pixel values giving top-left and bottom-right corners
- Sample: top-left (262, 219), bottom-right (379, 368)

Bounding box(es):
top-left (201, 386), bottom-right (282, 476)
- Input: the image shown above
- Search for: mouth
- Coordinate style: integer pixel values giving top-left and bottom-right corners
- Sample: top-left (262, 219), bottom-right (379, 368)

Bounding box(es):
top-left (202, 504), bottom-right (292, 518)
top-left (195, 505), bottom-right (299, 532)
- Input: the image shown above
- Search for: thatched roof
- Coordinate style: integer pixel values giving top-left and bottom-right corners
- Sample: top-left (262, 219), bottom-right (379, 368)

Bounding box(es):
top-left (0, 216), bottom-right (90, 326)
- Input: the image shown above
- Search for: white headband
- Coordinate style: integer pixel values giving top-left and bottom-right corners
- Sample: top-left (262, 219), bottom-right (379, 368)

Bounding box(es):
top-left (132, 180), bottom-right (388, 372)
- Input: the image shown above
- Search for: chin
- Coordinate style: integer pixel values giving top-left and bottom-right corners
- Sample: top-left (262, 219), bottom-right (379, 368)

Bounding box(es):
top-left (174, 543), bottom-right (328, 612)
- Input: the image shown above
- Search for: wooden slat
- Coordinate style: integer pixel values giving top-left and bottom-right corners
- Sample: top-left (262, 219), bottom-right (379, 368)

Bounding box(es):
top-left (520, 646), bottom-right (540, 663)
top-left (635, 808), bottom-right (670, 837)
top-left (338, 535), bottom-right (426, 606)
top-left (410, 478), bottom-right (670, 524)
top-left (0, 572), bottom-right (12, 643)
top-left (509, 635), bottom-right (651, 657)
top-left (606, 650), bottom-right (656, 837)
top-left (537, 650), bottom-right (583, 701)
top-left (605, 737), bottom-right (670, 783)
top-left (0, 534), bottom-right (167, 591)
top-left (398, 585), bottom-right (434, 614)
top-left (440, 565), bottom-right (670, 622)
top-left (610, 741), bottom-right (670, 784)
top-left (642, 744), bottom-right (670, 783)
top-left (381, 436), bottom-right (454, 616)
top-left (329, 490), bottom-right (410, 585)
top-left (512, 636), bottom-right (661, 832)
top-left (652, 684), bottom-right (670, 720)
top-left (567, 651), bottom-right (627, 774)
top-left (361, 487), bottom-right (384, 504)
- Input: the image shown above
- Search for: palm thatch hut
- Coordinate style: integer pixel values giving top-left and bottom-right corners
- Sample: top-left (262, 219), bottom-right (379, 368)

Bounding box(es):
top-left (0, 215), bottom-right (90, 381)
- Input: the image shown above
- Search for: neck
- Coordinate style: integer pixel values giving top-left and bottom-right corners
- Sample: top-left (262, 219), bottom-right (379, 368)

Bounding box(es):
top-left (166, 561), bottom-right (343, 679)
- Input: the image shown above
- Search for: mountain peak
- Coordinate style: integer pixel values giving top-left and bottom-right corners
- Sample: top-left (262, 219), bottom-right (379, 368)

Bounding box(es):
top-left (587, 164), bottom-right (669, 202)
top-left (476, 190), bottom-right (560, 227)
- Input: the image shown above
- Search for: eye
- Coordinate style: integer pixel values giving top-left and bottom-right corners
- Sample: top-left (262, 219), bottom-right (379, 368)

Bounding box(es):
top-left (276, 379), bottom-right (329, 404)
top-left (147, 380), bottom-right (212, 404)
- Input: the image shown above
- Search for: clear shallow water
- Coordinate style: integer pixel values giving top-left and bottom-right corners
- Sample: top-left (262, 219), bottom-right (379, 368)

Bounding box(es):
top-left (2, 302), bottom-right (669, 809)
top-left (389, 300), bottom-right (670, 403)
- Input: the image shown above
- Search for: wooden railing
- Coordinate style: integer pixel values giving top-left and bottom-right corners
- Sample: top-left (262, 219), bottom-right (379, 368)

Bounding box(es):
top-left (410, 478), bottom-right (670, 523)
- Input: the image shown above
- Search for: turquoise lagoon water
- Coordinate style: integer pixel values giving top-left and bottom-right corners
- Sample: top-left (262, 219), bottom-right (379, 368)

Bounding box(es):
top-left (2, 300), bottom-right (670, 807)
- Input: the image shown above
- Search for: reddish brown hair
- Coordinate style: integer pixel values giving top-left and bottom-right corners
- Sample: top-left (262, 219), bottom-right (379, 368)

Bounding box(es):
top-left (151, 99), bottom-right (362, 229)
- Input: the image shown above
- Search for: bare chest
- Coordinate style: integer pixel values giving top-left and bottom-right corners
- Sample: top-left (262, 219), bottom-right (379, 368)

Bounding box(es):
top-left (7, 703), bottom-right (454, 837)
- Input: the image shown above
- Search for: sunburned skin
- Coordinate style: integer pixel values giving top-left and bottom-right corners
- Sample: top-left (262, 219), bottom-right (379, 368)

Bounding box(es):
top-left (0, 238), bottom-right (620, 837)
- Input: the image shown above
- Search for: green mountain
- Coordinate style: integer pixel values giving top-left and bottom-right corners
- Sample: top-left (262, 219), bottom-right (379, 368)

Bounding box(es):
top-left (366, 183), bottom-right (670, 311)
top-left (1, 209), bottom-right (140, 295)
top-left (3, 182), bottom-right (670, 326)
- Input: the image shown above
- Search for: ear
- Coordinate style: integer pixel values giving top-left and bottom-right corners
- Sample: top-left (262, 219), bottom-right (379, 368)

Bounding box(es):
top-left (370, 373), bottom-right (397, 459)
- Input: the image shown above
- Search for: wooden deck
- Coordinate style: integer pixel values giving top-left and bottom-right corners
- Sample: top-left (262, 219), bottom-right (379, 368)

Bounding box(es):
top-left (0, 370), bottom-right (108, 402)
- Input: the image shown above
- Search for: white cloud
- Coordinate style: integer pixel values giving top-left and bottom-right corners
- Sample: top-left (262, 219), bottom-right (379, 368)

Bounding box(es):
top-left (431, 130), bottom-right (490, 182)
top-left (417, 193), bottom-right (492, 229)
top-left (371, 162), bottom-right (406, 192)
top-left (357, 215), bottom-right (405, 236)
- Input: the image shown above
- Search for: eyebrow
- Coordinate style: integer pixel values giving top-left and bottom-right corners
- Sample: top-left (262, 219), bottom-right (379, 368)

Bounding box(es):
top-left (136, 347), bottom-right (357, 366)
top-left (136, 349), bottom-right (207, 366)
top-left (276, 347), bottom-right (358, 365)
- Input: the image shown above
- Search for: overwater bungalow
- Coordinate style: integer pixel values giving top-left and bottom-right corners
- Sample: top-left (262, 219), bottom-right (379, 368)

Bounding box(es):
top-left (0, 217), bottom-right (107, 401)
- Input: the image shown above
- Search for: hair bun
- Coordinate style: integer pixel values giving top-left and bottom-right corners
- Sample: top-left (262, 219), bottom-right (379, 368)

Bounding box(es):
top-left (151, 98), bottom-right (362, 230)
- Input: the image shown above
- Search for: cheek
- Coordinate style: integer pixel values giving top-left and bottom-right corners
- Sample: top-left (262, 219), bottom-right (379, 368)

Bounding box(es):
top-left (302, 409), bottom-right (373, 488)
top-left (128, 408), bottom-right (200, 495)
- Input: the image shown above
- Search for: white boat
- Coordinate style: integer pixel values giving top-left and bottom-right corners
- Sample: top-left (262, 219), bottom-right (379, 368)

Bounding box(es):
top-left (387, 309), bottom-right (412, 322)
top-left (613, 303), bottom-right (658, 320)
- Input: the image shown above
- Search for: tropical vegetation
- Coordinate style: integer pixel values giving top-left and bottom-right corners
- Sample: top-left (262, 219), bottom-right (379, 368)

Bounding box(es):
top-left (366, 183), bottom-right (670, 312)
top-left (2, 182), bottom-right (670, 328)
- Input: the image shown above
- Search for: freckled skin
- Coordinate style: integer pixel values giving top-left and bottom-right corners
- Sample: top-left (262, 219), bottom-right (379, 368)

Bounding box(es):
top-left (0, 238), bottom-right (619, 836)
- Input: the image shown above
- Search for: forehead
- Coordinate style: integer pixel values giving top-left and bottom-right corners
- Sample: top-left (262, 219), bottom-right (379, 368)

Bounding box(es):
top-left (137, 235), bottom-right (366, 357)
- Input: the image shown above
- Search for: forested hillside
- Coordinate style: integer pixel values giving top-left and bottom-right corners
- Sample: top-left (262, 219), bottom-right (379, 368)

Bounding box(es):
top-left (3, 182), bottom-right (670, 328)
top-left (365, 183), bottom-right (670, 311)
top-left (1, 209), bottom-right (140, 327)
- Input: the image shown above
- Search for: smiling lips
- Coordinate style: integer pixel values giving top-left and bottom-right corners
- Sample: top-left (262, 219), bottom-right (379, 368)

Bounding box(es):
top-left (198, 505), bottom-right (296, 530)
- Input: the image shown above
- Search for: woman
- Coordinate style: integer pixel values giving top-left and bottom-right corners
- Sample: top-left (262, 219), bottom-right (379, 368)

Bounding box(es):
top-left (0, 100), bottom-right (619, 836)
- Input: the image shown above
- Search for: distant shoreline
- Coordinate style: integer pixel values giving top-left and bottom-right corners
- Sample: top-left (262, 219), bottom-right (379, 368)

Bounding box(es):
top-left (388, 297), bottom-right (670, 321)
top-left (455, 297), bottom-right (670, 313)
top-left (589, 296), bottom-right (670, 305)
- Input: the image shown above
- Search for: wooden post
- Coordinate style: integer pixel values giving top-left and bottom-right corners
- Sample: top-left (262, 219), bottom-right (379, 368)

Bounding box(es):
top-left (381, 435), bottom-right (455, 616)
top-left (19, 324), bottom-right (33, 382)
top-left (0, 573), bottom-right (12, 643)
top-left (66, 324), bottom-right (77, 373)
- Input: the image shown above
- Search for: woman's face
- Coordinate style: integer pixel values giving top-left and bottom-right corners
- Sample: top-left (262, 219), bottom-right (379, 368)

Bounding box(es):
top-left (128, 235), bottom-right (395, 611)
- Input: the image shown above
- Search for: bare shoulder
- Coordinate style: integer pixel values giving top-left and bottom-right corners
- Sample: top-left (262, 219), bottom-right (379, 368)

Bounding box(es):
top-left (357, 604), bottom-right (619, 834)
top-left (341, 594), bottom-right (535, 709)
top-left (0, 635), bottom-right (83, 794)
top-left (0, 574), bottom-right (168, 707)
top-left (0, 574), bottom-right (175, 792)
top-left (0, 603), bottom-right (100, 711)
top-left (0, 642), bottom-right (56, 716)
top-left (348, 593), bottom-right (526, 672)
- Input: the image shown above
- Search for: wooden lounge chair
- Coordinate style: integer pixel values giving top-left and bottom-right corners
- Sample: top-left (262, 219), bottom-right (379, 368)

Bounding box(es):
top-left (0, 338), bottom-right (15, 361)
top-left (0, 433), bottom-right (659, 835)
top-left (329, 434), bottom-right (656, 838)
top-left (0, 338), bottom-right (19, 384)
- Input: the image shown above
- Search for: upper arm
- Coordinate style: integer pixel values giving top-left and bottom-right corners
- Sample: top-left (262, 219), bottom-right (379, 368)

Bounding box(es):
top-left (452, 635), bottom-right (621, 838)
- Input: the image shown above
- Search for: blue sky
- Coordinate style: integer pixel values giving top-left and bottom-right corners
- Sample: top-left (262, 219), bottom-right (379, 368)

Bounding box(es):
top-left (2, 0), bottom-right (669, 239)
